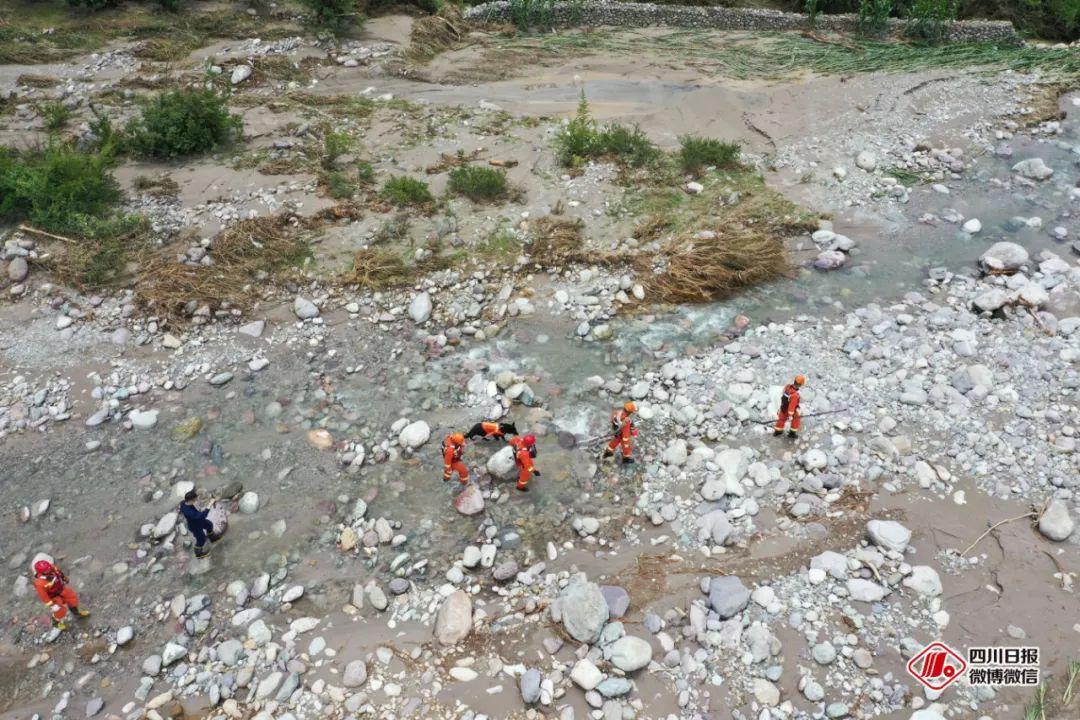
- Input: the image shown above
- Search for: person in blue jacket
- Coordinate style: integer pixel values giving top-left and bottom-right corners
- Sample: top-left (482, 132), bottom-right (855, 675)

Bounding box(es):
top-left (179, 489), bottom-right (222, 558)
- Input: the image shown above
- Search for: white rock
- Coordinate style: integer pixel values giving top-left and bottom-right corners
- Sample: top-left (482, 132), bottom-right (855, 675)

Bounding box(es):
top-left (230, 65), bottom-right (253, 85)
top-left (1038, 499), bottom-right (1075, 541)
top-left (408, 292), bottom-right (433, 324)
top-left (607, 636), bottom-right (652, 672)
top-left (129, 409), bottom-right (158, 429)
top-left (866, 519), bottom-right (911, 552)
top-left (239, 492), bottom-right (260, 514)
top-left (846, 578), bottom-right (887, 602)
top-left (435, 590), bottom-right (473, 645)
top-left (686, 181), bottom-right (704, 194)
top-left (1012, 157), bottom-right (1053, 180)
top-left (570, 659), bottom-right (603, 690)
top-left (855, 151), bottom-right (877, 172)
top-left (398, 420), bottom-right (431, 449)
top-left (238, 320), bottom-right (265, 338)
top-left (903, 566), bottom-right (943, 597)
top-left (962, 218), bottom-right (982, 234)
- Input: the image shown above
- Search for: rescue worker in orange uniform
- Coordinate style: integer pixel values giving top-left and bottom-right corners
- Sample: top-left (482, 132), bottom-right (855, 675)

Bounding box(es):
top-left (512, 434), bottom-right (540, 491)
top-left (603, 402), bottom-right (638, 464)
top-left (774, 375), bottom-right (805, 438)
top-left (33, 559), bottom-right (89, 630)
top-left (464, 421), bottom-right (518, 442)
top-left (442, 433), bottom-right (469, 485)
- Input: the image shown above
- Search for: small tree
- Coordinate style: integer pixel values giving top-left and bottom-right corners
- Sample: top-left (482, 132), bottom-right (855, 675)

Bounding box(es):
top-left (299, 0), bottom-right (360, 32)
top-left (125, 88), bottom-right (242, 160)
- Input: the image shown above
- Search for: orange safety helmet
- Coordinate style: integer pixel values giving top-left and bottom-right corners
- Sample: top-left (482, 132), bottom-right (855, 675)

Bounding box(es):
top-left (624, 401), bottom-right (637, 414)
top-left (794, 375), bottom-right (806, 386)
top-left (449, 433), bottom-right (465, 444)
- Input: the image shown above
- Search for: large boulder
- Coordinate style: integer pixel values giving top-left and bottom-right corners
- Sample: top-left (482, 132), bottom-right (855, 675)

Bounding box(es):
top-left (558, 575), bottom-right (609, 644)
top-left (980, 242), bottom-right (1029, 273)
top-left (453, 485), bottom-right (485, 516)
top-left (486, 445), bottom-right (517, 480)
top-left (707, 576), bottom-right (750, 619)
top-left (1012, 157), bottom-right (1053, 180)
top-left (698, 510), bottom-right (733, 546)
top-left (434, 590), bottom-right (472, 645)
top-left (1038, 499), bottom-right (1074, 541)
top-left (398, 420), bottom-right (430, 449)
top-left (866, 519), bottom-right (911, 552)
top-left (846, 578), bottom-right (887, 602)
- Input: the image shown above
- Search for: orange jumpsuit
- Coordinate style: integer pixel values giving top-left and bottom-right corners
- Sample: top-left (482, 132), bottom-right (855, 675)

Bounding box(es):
top-left (34, 571), bottom-right (80, 622)
top-left (775, 384), bottom-right (801, 434)
top-left (514, 446), bottom-right (536, 490)
top-left (442, 437), bottom-right (468, 484)
top-left (607, 409), bottom-right (636, 458)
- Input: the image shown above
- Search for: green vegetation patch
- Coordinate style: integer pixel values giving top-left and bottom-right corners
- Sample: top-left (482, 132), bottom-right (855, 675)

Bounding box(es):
top-left (125, 88), bottom-right (242, 160)
top-left (381, 176), bottom-right (434, 207)
top-left (447, 164), bottom-right (510, 202)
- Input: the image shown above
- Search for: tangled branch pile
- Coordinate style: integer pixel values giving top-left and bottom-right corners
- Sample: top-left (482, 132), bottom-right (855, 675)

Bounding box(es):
top-left (138, 216), bottom-right (307, 316)
top-left (529, 217), bottom-right (624, 266)
top-left (409, 5), bottom-right (468, 61)
top-left (642, 230), bottom-right (791, 304)
top-left (339, 248), bottom-right (412, 289)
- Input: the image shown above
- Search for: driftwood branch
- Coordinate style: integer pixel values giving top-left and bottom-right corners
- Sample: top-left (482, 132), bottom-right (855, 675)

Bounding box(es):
top-left (18, 224), bottom-right (75, 244)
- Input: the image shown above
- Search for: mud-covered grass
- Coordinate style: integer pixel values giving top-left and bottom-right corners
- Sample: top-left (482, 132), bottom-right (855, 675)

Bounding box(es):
top-left (0, 2), bottom-right (297, 65)
top-left (138, 216), bottom-right (311, 316)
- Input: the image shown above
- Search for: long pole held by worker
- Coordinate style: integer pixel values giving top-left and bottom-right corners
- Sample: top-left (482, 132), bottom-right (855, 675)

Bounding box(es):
top-left (754, 408), bottom-right (848, 425)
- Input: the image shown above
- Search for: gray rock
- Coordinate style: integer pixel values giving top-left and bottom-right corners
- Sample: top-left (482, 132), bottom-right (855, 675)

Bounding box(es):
top-left (367, 584), bottom-right (388, 610)
top-left (520, 667), bottom-right (542, 704)
top-left (161, 642), bottom-right (186, 666)
top-left (230, 65), bottom-right (253, 85)
top-left (141, 654), bottom-right (162, 676)
top-left (408, 292), bottom-right (433, 323)
top-left (1012, 157), bottom-right (1053, 180)
top-left (85, 697), bottom-right (104, 718)
top-left (7, 257), bottom-right (28, 282)
top-left (293, 296), bottom-right (319, 319)
top-left (398, 420), bottom-right (430, 449)
top-left (343, 660), bottom-right (368, 687)
top-left (607, 636), bottom-right (652, 672)
top-left (980, 241), bottom-right (1029, 272)
top-left (570, 659), bottom-right (603, 690)
top-left (116, 626), bottom-right (134, 646)
top-left (389, 578), bottom-right (409, 595)
top-left (866, 519), bottom-right (911, 552)
top-left (600, 585), bottom-right (630, 617)
top-left (453, 484), bottom-right (485, 516)
top-left (810, 550), bottom-right (848, 579)
top-left (698, 510), bottom-right (732, 546)
top-left (597, 677), bottom-right (633, 697)
top-left (903, 566), bottom-right (943, 596)
top-left (238, 320), bottom-right (265, 338)
top-left (846, 578), bottom-right (887, 602)
top-left (209, 372), bottom-right (233, 386)
top-left (708, 576), bottom-right (750, 619)
top-left (435, 590), bottom-right (472, 645)
top-left (486, 446), bottom-right (517, 479)
top-left (239, 491), bottom-right (259, 514)
top-left (812, 642), bottom-right (836, 665)
top-left (492, 560), bottom-right (519, 582)
top-left (559, 575), bottom-right (610, 644)
top-left (814, 250), bottom-right (846, 270)
top-left (1038, 499), bottom-right (1075, 541)
top-left (129, 409), bottom-right (158, 429)
top-left (218, 639), bottom-right (244, 666)
top-left (972, 288), bottom-right (1009, 312)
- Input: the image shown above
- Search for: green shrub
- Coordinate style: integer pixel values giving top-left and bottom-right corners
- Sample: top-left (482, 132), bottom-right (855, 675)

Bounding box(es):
top-left (125, 88), bottom-right (242, 160)
top-left (806, 0), bottom-right (822, 24)
top-left (322, 170), bottom-right (356, 199)
top-left (356, 161), bottom-right (375, 185)
top-left (381, 176), bottom-right (433, 207)
top-left (0, 145), bottom-right (121, 235)
top-left (906, 0), bottom-right (958, 42)
top-left (858, 0), bottom-right (895, 35)
top-left (39, 102), bottom-right (72, 132)
top-left (299, 0), bottom-right (360, 31)
top-left (447, 164), bottom-right (509, 202)
top-left (321, 129), bottom-right (353, 170)
top-left (555, 94), bottom-right (659, 168)
top-left (679, 136), bottom-right (741, 174)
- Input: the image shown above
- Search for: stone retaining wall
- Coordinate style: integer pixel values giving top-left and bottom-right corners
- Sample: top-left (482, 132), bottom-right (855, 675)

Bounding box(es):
top-left (463, 1), bottom-right (1021, 45)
